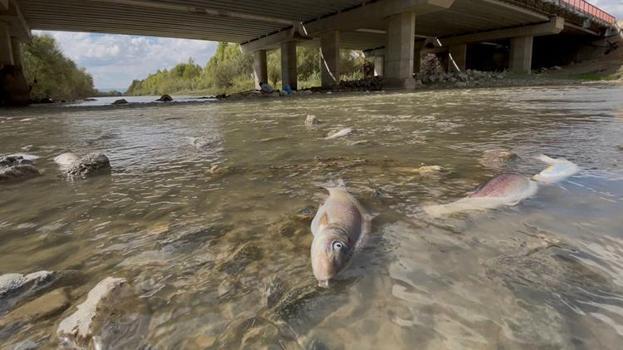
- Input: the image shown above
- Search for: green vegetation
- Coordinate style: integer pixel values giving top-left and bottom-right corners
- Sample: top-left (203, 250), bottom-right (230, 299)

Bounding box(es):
top-left (23, 34), bottom-right (96, 101)
top-left (126, 42), bottom-right (366, 96)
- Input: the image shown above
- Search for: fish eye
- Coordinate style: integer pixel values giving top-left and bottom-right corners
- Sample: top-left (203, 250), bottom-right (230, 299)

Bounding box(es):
top-left (332, 241), bottom-right (346, 251)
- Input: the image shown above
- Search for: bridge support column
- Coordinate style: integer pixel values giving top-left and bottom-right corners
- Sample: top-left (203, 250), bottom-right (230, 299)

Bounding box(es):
top-left (510, 36), bottom-right (533, 74)
top-left (320, 31), bottom-right (340, 88)
top-left (449, 44), bottom-right (466, 72)
top-left (0, 21), bottom-right (14, 66)
top-left (11, 37), bottom-right (23, 68)
top-left (252, 49), bottom-right (267, 89)
top-left (374, 56), bottom-right (384, 77)
top-left (280, 41), bottom-right (297, 90)
top-left (385, 11), bottom-right (416, 88)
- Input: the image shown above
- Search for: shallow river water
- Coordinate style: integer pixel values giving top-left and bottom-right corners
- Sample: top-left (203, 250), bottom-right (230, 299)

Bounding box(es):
top-left (1, 84), bottom-right (623, 349)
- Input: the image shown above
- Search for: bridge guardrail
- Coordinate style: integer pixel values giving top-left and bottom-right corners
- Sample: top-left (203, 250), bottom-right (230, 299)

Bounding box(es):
top-left (558, 0), bottom-right (616, 25)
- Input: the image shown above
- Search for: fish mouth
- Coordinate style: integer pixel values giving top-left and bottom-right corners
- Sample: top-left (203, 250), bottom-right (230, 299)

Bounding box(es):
top-left (317, 280), bottom-right (330, 288)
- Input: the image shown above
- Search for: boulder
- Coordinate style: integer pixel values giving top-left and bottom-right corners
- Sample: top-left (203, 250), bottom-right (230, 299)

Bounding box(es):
top-left (156, 94), bottom-right (173, 102)
top-left (111, 99), bottom-right (128, 105)
top-left (57, 277), bottom-right (130, 347)
top-left (0, 155), bottom-right (40, 183)
top-left (64, 153), bottom-right (111, 179)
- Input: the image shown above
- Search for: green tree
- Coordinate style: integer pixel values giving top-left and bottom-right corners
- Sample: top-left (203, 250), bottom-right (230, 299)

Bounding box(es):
top-left (22, 34), bottom-right (96, 101)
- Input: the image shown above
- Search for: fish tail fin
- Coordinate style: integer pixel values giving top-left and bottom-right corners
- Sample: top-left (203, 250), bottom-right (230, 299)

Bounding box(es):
top-left (422, 203), bottom-right (456, 218)
top-left (535, 154), bottom-right (559, 164)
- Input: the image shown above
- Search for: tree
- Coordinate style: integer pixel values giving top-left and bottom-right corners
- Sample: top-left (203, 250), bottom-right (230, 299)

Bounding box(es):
top-left (22, 34), bottom-right (96, 101)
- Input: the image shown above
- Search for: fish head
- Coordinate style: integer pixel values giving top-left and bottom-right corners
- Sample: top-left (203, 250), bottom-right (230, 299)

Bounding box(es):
top-left (311, 226), bottom-right (352, 287)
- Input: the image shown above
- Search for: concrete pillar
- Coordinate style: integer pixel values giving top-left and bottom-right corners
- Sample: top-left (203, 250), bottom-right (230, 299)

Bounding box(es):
top-left (385, 11), bottom-right (416, 88)
top-left (374, 56), bottom-right (384, 76)
top-left (0, 21), bottom-right (14, 66)
top-left (253, 49), bottom-right (267, 89)
top-left (280, 41), bottom-right (297, 90)
top-left (10, 37), bottom-right (22, 69)
top-left (320, 31), bottom-right (340, 88)
top-left (510, 36), bottom-right (533, 74)
top-left (449, 44), bottom-right (466, 72)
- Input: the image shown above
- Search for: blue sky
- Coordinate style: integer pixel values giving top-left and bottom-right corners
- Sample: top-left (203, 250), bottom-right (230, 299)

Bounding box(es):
top-left (39, 0), bottom-right (622, 90)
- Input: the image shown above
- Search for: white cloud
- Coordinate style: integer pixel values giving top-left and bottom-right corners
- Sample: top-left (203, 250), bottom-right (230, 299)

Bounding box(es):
top-left (35, 31), bottom-right (217, 90)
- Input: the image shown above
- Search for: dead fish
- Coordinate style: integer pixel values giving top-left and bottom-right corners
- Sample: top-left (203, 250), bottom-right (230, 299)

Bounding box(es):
top-left (532, 154), bottom-right (579, 184)
top-left (305, 115), bottom-right (319, 127)
top-left (423, 173), bottom-right (538, 217)
top-left (325, 128), bottom-right (352, 140)
top-left (310, 186), bottom-right (372, 287)
top-left (53, 152), bottom-right (80, 171)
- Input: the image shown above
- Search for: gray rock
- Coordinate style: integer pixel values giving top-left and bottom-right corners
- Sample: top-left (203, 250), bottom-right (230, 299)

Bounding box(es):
top-left (57, 277), bottom-right (129, 348)
top-left (112, 99), bottom-right (128, 105)
top-left (0, 155), bottom-right (40, 183)
top-left (65, 153), bottom-right (111, 179)
top-left (156, 94), bottom-right (173, 102)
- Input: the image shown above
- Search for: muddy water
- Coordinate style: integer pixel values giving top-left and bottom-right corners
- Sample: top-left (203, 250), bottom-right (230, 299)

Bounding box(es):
top-left (1, 84), bottom-right (623, 349)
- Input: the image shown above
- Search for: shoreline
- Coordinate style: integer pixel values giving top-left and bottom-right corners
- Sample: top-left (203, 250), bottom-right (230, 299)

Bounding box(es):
top-left (3, 77), bottom-right (622, 114)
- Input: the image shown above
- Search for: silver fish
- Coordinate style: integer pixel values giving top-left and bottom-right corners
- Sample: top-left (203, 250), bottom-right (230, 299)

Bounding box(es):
top-left (325, 128), bottom-right (352, 140)
top-left (532, 154), bottom-right (579, 184)
top-left (310, 187), bottom-right (372, 287)
top-left (423, 173), bottom-right (538, 217)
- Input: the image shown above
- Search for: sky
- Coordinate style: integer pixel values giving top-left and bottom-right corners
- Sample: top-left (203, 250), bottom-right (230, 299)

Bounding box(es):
top-left (38, 0), bottom-right (622, 91)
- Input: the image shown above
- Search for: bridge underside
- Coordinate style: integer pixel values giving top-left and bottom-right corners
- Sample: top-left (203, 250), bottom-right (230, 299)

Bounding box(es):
top-left (0, 0), bottom-right (620, 97)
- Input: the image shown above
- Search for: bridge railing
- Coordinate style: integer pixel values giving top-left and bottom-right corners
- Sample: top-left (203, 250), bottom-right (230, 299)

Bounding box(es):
top-left (558, 0), bottom-right (616, 25)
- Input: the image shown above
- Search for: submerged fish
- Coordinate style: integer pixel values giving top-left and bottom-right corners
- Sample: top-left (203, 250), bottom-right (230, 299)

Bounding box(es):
top-left (532, 154), bottom-right (579, 184)
top-left (325, 128), bottom-right (352, 140)
top-left (310, 187), bottom-right (372, 287)
top-left (423, 173), bottom-right (538, 218)
top-left (54, 152), bottom-right (80, 170)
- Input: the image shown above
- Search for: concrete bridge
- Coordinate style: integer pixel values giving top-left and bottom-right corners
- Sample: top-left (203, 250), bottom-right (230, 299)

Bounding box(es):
top-left (0, 0), bottom-right (620, 98)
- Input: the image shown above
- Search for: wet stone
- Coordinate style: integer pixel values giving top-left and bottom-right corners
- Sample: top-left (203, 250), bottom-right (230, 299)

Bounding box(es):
top-left (65, 153), bottom-right (111, 179)
top-left (112, 99), bottom-right (128, 105)
top-left (0, 155), bottom-right (40, 183)
top-left (479, 149), bottom-right (519, 169)
top-left (0, 271), bottom-right (57, 314)
top-left (0, 288), bottom-right (70, 328)
top-left (57, 277), bottom-right (131, 348)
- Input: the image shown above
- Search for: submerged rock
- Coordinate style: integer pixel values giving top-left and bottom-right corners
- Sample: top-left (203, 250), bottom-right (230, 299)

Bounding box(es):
top-left (0, 155), bottom-right (40, 183)
top-left (112, 99), bottom-right (128, 105)
top-left (0, 288), bottom-right (70, 328)
top-left (0, 271), bottom-right (56, 314)
top-left (156, 94), bottom-right (173, 102)
top-left (57, 277), bottom-right (130, 347)
top-left (61, 152), bottom-right (111, 179)
top-left (479, 148), bottom-right (519, 169)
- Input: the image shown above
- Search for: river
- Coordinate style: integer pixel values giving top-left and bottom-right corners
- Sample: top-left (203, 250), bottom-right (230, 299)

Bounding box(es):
top-left (1, 84), bottom-right (623, 349)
